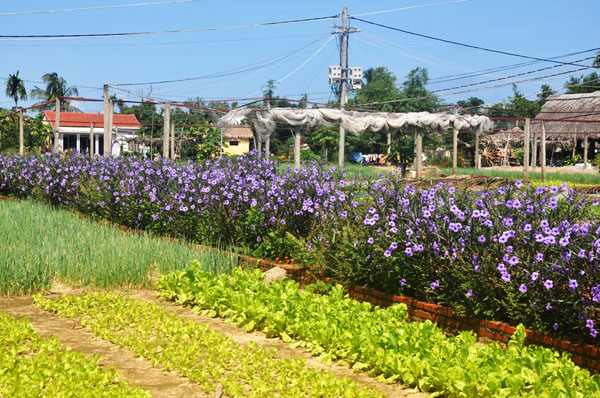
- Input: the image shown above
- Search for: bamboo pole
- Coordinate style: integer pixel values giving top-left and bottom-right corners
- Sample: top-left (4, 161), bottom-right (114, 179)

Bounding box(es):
top-left (108, 100), bottom-right (114, 156)
top-left (474, 130), bottom-right (480, 169)
top-left (54, 97), bottom-right (61, 154)
top-left (170, 124), bottom-right (175, 160)
top-left (89, 122), bottom-right (95, 159)
top-left (387, 131), bottom-right (392, 155)
top-left (294, 127), bottom-right (301, 169)
top-left (540, 121), bottom-right (547, 182)
top-left (103, 84), bottom-right (110, 157)
top-left (584, 134), bottom-right (589, 168)
top-left (523, 118), bottom-right (530, 181)
top-left (162, 103), bottom-right (170, 159)
top-left (19, 109), bottom-right (24, 155)
top-left (531, 131), bottom-right (537, 170)
top-left (415, 128), bottom-right (423, 179)
top-left (452, 107), bottom-right (458, 175)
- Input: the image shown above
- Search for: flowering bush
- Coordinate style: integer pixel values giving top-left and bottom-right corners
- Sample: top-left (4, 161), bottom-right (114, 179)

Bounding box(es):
top-left (1, 152), bottom-right (598, 344)
top-left (309, 175), bottom-right (600, 344)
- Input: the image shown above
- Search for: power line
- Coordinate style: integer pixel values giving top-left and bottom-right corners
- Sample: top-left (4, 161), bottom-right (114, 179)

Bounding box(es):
top-left (429, 49), bottom-right (600, 84)
top-left (429, 57), bottom-right (596, 93)
top-left (111, 36), bottom-right (328, 86)
top-left (0, 0), bottom-right (202, 16)
top-left (351, 0), bottom-right (469, 17)
top-left (350, 16), bottom-right (600, 68)
top-left (0, 15), bottom-right (338, 41)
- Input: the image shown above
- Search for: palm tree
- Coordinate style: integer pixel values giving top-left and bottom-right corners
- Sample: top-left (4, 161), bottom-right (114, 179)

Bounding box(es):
top-left (30, 72), bottom-right (80, 111)
top-left (5, 70), bottom-right (27, 109)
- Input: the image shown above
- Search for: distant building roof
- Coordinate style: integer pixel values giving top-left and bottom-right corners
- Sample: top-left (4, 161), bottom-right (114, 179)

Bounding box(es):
top-left (43, 111), bottom-right (140, 128)
top-left (532, 91), bottom-right (600, 140)
top-left (223, 125), bottom-right (253, 140)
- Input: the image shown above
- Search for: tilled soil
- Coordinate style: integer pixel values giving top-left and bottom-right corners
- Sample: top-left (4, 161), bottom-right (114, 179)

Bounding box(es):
top-left (0, 294), bottom-right (210, 398)
top-left (0, 286), bottom-right (427, 398)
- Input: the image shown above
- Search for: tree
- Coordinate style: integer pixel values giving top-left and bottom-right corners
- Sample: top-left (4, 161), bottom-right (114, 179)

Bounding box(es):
top-left (537, 84), bottom-right (556, 104)
top-left (564, 51), bottom-right (600, 94)
top-left (456, 97), bottom-right (484, 115)
top-left (30, 72), bottom-right (80, 111)
top-left (351, 67), bottom-right (402, 112)
top-left (5, 71), bottom-right (27, 109)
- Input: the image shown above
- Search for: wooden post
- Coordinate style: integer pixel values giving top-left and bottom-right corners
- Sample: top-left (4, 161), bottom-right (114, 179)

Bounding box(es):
top-left (162, 103), bottom-right (170, 159)
top-left (19, 109), bottom-right (24, 155)
top-left (89, 122), bottom-right (95, 159)
top-left (572, 137), bottom-right (577, 158)
top-left (584, 134), bottom-right (589, 168)
top-left (474, 130), bottom-right (481, 169)
top-left (531, 130), bottom-right (537, 169)
top-left (170, 124), bottom-right (175, 160)
top-left (523, 118), bottom-right (530, 181)
top-left (540, 122), bottom-right (547, 182)
top-left (294, 127), bottom-right (301, 169)
top-left (108, 99), bottom-right (114, 156)
top-left (415, 128), bottom-right (423, 179)
top-left (103, 84), bottom-right (110, 157)
top-left (265, 100), bottom-right (271, 159)
top-left (452, 107), bottom-right (458, 175)
top-left (54, 97), bottom-right (61, 154)
top-left (387, 131), bottom-right (392, 155)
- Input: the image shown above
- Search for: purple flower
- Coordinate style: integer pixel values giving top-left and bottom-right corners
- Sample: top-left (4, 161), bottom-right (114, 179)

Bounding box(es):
top-left (466, 289), bottom-right (473, 297)
top-left (568, 279), bottom-right (578, 291)
top-left (400, 278), bottom-right (406, 286)
top-left (519, 284), bottom-right (527, 293)
top-left (544, 279), bottom-right (554, 290)
top-left (367, 237), bottom-right (374, 245)
top-left (478, 235), bottom-right (486, 243)
top-left (430, 280), bottom-right (440, 290)
top-left (531, 272), bottom-right (539, 281)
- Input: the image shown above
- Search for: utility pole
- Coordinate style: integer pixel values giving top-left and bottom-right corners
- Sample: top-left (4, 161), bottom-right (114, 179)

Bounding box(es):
top-left (338, 6), bottom-right (349, 170)
top-left (103, 84), bottom-right (110, 157)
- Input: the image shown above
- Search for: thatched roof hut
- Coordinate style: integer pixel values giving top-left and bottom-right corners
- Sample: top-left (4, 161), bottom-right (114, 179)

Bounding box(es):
top-left (532, 91), bottom-right (600, 141)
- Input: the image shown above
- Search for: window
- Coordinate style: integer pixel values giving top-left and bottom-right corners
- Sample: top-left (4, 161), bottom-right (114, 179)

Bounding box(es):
top-left (229, 140), bottom-right (239, 146)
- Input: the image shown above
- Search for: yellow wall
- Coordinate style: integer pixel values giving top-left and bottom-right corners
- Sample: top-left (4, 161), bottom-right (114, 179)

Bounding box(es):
top-left (224, 138), bottom-right (250, 156)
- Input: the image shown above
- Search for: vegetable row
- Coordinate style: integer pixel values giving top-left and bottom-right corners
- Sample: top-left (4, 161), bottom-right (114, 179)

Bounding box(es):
top-left (158, 266), bottom-right (600, 398)
top-left (0, 312), bottom-right (148, 398)
top-left (34, 292), bottom-right (382, 398)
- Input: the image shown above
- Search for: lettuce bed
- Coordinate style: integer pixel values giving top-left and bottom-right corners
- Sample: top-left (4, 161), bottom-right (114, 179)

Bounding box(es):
top-left (158, 266), bottom-right (600, 398)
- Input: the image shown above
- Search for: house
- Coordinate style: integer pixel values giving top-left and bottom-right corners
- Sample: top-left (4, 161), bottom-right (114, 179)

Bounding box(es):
top-left (532, 91), bottom-right (600, 164)
top-left (222, 125), bottom-right (254, 156)
top-left (43, 111), bottom-right (141, 156)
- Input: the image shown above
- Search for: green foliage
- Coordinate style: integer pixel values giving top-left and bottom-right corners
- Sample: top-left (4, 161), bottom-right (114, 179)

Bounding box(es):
top-left (29, 72), bottom-right (79, 111)
top-left (5, 70), bottom-right (27, 109)
top-left (35, 292), bottom-right (382, 398)
top-left (445, 167), bottom-right (600, 186)
top-left (0, 312), bottom-right (149, 398)
top-left (0, 200), bottom-right (238, 294)
top-left (564, 154), bottom-right (583, 166)
top-left (565, 54), bottom-right (600, 94)
top-left (158, 267), bottom-right (600, 398)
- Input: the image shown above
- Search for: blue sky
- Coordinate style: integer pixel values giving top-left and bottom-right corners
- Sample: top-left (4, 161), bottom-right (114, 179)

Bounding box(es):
top-left (1, 0), bottom-right (598, 113)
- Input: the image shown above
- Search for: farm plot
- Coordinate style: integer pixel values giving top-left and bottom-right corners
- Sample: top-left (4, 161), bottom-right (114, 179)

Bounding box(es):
top-left (158, 266), bottom-right (600, 398)
top-left (0, 310), bottom-right (149, 398)
top-left (34, 292), bottom-right (384, 398)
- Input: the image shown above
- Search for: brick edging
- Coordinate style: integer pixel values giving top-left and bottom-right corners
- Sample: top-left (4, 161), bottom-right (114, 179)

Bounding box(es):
top-left (250, 261), bottom-right (600, 373)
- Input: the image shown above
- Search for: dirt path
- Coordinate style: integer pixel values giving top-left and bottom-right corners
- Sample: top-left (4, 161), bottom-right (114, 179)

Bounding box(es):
top-left (126, 289), bottom-right (427, 398)
top-left (0, 285), bottom-right (427, 398)
top-left (0, 294), bottom-right (210, 398)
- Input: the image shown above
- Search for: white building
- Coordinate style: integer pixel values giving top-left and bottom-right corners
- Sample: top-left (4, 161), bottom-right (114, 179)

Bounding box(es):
top-left (43, 111), bottom-right (141, 156)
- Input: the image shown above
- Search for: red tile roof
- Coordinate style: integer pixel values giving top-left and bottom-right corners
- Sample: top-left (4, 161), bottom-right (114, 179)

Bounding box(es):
top-left (43, 111), bottom-right (140, 128)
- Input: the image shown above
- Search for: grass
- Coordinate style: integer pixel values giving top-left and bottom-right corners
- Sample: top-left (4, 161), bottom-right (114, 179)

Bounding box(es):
top-left (440, 167), bottom-right (600, 186)
top-left (279, 161), bottom-right (393, 180)
top-left (0, 200), bottom-right (239, 295)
